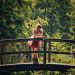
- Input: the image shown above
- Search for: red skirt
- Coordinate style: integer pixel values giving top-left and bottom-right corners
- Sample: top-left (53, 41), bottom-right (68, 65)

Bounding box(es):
top-left (31, 40), bottom-right (40, 48)
top-left (28, 35), bottom-right (43, 49)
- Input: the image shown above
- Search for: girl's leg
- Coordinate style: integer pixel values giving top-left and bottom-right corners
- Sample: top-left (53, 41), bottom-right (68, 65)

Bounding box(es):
top-left (39, 41), bottom-right (42, 47)
top-left (32, 48), bottom-right (39, 64)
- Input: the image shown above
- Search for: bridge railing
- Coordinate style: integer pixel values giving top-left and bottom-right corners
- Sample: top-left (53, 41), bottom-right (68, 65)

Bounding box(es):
top-left (0, 38), bottom-right (75, 65)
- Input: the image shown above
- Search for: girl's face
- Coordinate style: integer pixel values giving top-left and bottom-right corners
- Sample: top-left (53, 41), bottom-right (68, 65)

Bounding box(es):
top-left (37, 25), bottom-right (41, 30)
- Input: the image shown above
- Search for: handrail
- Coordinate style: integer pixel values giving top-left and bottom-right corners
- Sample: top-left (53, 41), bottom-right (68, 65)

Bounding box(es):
top-left (0, 38), bottom-right (75, 43)
top-left (0, 38), bottom-right (43, 43)
top-left (46, 38), bottom-right (75, 43)
top-left (0, 51), bottom-right (75, 55)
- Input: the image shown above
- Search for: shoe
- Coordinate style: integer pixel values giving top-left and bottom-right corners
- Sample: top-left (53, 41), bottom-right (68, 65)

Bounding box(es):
top-left (33, 58), bottom-right (39, 64)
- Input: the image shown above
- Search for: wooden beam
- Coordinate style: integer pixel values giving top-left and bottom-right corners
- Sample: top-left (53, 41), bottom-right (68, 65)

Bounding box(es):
top-left (0, 38), bottom-right (75, 43)
top-left (48, 41), bottom-right (51, 62)
top-left (0, 63), bottom-right (75, 72)
top-left (0, 51), bottom-right (75, 55)
top-left (46, 39), bottom-right (75, 43)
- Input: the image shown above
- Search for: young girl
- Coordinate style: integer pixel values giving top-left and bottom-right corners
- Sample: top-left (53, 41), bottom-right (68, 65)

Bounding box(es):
top-left (28, 23), bottom-right (43, 64)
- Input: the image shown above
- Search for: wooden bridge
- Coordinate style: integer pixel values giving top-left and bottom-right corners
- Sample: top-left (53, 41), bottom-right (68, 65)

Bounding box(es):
top-left (0, 38), bottom-right (75, 73)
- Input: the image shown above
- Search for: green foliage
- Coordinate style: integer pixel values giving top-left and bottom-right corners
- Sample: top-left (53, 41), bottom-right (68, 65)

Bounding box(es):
top-left (0, 0), bottom-right (75, 39)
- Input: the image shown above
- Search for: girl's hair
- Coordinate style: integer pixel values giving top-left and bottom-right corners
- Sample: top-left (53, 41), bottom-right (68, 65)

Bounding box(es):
top-left (36, 23), bottom-right (41, 28)
top-left (37, 25), bottom-right (41, 28)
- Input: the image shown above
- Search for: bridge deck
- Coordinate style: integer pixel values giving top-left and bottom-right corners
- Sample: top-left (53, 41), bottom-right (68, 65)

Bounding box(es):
top-left (0, 63), bottom-right (75, 72)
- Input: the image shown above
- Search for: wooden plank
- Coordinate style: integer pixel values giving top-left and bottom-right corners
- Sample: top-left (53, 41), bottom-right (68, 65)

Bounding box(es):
top-left (48, 41), bottom-right (51, 62)
top-left (0, 63), bottom-right (75, 72)
top-left (0, 38), bottom-right (75, 43)
top-left (43, 38), bottom-right (46, 64)
top-left (0, 51), bottom-right (75, 55)
top-left (46, 39), bottom-right (75, 43)
top-left (0, 38), bottom-right (43, 43)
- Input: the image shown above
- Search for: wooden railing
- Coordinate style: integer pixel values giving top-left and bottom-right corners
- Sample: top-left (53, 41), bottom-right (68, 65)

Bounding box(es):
top-left (0, 38), bottom-right (75, 73)
top-left (0, 38), bottom-right (75, 65)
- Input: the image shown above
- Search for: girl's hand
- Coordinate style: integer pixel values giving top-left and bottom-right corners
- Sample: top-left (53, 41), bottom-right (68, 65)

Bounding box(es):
top-left (35, 35), bottom-right (44, 38)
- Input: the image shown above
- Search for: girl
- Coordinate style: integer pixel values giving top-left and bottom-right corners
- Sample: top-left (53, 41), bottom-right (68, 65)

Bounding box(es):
top-left (28, 23), bottom-right (43, 64)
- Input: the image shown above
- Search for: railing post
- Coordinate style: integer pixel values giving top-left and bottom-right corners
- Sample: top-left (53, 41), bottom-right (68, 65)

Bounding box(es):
top-left (0, 42), bottom-right (4, 64)
top-left (43, 38), bottom-right (46, 64)
top-left (48, 41), bottom-right (51, 62)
